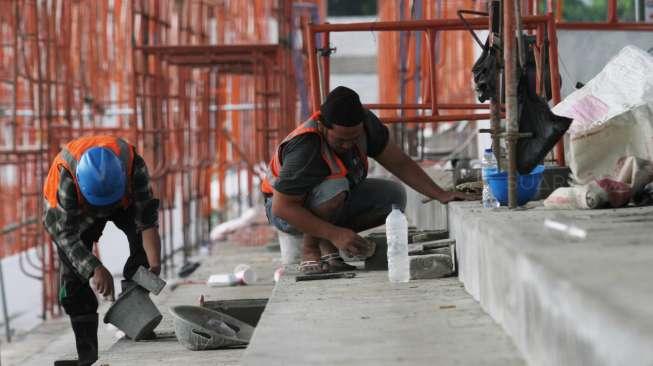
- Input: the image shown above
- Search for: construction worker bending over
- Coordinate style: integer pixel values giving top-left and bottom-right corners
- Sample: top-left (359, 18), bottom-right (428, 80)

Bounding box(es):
top-left (43, 135), bottom-right (161, 366)
top-left (262, 86), bottom-right (474, 275)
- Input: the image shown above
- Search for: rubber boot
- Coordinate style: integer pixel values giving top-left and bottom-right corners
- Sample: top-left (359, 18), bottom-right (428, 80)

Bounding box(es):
top-left (54, 314), bottom-right (99, 366)
top-left (71, 313), bottom-right (99, 366)
top-left (53, 361), bottom-right (78, 366)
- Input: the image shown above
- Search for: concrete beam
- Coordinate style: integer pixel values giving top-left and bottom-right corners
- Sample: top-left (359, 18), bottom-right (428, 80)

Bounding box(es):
top-left (449, 202), bottom-right (653, 366)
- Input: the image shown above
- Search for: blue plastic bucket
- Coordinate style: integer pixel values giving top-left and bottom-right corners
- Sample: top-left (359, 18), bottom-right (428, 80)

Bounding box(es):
top-left (486, 165), bottom-right (545, 206)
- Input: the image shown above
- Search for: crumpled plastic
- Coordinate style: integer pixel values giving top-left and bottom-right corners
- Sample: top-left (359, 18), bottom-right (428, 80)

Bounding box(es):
top-left (543, 156), bottom-right (653, 209)
top-left (472, 38), bottom-right (499, 103)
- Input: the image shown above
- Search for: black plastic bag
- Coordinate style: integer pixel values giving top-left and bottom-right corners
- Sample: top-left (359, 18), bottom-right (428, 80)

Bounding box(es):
top-left (472, 38), bottom-right (499, 103)
top-left (516, 74), bottom-right (572, 174)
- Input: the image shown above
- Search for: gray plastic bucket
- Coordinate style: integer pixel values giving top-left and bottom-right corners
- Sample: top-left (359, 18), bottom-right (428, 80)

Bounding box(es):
top-left (103, 285), bottom-right (162, 340)
top-left (169, 305), bottom-right (255, 351)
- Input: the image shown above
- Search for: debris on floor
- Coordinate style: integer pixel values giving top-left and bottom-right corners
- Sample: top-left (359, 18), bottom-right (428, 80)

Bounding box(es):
top-left (363, 230), bottom-right (455, 279)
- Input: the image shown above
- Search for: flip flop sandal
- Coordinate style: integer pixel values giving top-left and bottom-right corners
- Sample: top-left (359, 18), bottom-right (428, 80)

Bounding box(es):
top-left (299, 260), bottom-right (328, 275)
top-left (320, 253), bottom-right (357, 272)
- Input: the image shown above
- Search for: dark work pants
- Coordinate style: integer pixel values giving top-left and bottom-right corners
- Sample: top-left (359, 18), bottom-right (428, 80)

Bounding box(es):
top-left (265, 178), bottom-right (407, 234)
top-left (58, 205), bottom-right (149, 317)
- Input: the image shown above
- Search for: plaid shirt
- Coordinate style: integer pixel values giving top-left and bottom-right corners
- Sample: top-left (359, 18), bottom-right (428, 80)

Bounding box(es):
top-left (43, 153), bottom-right (159, 280)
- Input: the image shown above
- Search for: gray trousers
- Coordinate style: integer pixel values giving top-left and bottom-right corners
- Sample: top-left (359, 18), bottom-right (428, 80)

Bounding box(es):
top-left (265, 178), bottom-right (406, 264)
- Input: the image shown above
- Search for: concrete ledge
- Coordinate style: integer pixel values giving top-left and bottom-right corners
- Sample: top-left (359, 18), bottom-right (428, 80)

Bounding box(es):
top-left (243, 271), bottom-right (524, 366)
top-left (449, 202), bottom-right (653, 366)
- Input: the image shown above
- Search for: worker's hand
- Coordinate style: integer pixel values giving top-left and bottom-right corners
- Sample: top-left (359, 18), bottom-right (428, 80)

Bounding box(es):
top-left (330, 228), bottom-right (370, 257)
top-left (91, 265), bottom-right (114, 299)
top-left (423, 191), bottom-right (479, 204)
top-left (440, 191), bottom-right (479, 203)
top-left (149, 263), bottom-right (161, 276)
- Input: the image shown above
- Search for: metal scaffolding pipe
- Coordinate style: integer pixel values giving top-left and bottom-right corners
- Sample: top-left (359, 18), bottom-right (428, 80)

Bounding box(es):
top-left (557, 22), bottom-right (653, 31)
top-left (381, 113), bottom-right (495, 124)
top-left (309, 15), bottom-right (551, 32)
top-left (304, 21), bottom-right (321, 110)
top-left (364, 103), bottom-right (493, 110)
top-left (505, 0), bottom-right (519, 208)
top-left (489, 0), bottom-right (502, 171)
top-left (546, 14), bottom-right (565, 167)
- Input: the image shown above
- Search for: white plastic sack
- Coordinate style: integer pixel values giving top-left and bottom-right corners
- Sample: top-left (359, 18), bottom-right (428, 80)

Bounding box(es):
top-left (543, 187), bottom-right (586, 209)
top-left (543, 180), bottom-right (628, 209)
top-left (568, 104), bottom-right (653, 183)
top-left (552, 46), bottom-right (653, 184)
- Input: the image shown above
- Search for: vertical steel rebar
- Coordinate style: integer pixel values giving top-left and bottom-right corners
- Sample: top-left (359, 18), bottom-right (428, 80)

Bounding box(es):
top-left (0, 0), bottom-right (309, 324)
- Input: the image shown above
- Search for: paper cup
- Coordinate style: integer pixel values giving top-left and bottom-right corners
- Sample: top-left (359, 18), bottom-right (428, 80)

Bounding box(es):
top-left (233, 264), bottom-right (257, 285)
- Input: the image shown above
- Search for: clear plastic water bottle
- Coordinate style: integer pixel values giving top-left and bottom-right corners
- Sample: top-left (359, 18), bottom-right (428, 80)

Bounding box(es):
top-left (482, 148), bottom-right (500, 208)
top-left (386, 204), bottom-right (409, 283)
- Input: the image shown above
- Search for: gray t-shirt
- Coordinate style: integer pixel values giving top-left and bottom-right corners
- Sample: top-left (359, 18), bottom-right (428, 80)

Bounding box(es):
top-left (273, 110), bottom-right (389, 195)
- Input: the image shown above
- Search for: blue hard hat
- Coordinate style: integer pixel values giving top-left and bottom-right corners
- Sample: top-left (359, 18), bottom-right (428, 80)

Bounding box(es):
top-left (76, 147), bottom-right (126, 206)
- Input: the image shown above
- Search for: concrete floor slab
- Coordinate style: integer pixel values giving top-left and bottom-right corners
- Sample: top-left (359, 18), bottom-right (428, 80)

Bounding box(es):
top-left (449, 202), bottom-right (653, 366)
top-left (243, 271), bottom-right (524, 366)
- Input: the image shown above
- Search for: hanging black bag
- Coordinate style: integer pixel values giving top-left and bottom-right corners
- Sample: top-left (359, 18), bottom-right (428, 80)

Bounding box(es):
top-left (515, 72), bottom-right (572, 174)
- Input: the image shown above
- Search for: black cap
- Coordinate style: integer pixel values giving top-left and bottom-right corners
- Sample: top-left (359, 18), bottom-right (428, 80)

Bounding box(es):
top-left (320, 86), bottom-right (366, 127)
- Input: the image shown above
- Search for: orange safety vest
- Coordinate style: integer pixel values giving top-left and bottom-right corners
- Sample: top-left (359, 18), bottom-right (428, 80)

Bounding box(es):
top-left (261, 112), bottom-right (368, 195)
top-left (43, 135), bottom-right (135, 209)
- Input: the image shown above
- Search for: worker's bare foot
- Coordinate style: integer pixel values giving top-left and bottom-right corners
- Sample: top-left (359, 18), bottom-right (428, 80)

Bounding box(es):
top-left (320, 253), bottom-right (357, 272)
top-left (300, 239), bottom-right (328, 274)
top-left (302, 237), bottom-right (321, 261)
top-left (298, 260), bottom-right (328, 274)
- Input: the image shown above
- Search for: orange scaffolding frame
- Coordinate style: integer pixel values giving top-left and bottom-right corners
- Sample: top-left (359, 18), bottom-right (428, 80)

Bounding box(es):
top-left (303, 12), bottom-right (565, 165)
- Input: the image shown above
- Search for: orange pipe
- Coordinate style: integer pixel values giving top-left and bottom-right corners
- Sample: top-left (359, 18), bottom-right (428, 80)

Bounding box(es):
top-left (547, 13), bottom-right (565, 166)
